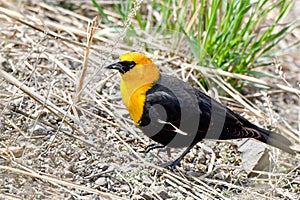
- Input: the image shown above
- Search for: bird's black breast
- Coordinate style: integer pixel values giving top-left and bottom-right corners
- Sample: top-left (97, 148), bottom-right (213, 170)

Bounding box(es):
top-left (138, 75), bottom-right (204, 147)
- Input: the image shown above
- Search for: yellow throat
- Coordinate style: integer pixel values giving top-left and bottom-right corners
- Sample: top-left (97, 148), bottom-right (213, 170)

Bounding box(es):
top-left (119, 52), bottom-right (160, 125)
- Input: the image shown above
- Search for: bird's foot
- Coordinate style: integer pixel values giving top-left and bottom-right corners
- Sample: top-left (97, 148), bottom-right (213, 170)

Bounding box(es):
top-left (159, 146), bottom-right (194, 170)
top-left (144, 144), bottom-right (165, 153)
top-left (159, 158), bottom-right (182, 170)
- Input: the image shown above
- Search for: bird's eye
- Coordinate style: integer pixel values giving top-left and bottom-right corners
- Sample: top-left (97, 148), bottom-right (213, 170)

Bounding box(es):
top-left (121, 61), bottom-right (136, 68)
top-left (119, 61), bottom-right (136, 72)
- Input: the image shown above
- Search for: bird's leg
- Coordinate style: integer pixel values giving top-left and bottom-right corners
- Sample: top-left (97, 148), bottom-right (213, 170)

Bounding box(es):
top-left (144, 144), bottom-right (165, 153)
top-left (160, 145), bottom-right (194, 169)
top-left (157, 146), bottom-right (171, 157)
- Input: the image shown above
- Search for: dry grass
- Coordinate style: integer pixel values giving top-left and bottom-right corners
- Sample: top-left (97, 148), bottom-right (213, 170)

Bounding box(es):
top-left (0, 1), bottom-right (299, 199)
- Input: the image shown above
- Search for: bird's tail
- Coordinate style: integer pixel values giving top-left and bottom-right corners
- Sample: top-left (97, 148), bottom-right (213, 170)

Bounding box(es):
top-left (257, 127), bottom-right (295, 155)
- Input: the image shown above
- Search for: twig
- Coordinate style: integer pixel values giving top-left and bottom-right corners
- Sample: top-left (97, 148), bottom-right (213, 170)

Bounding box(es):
top-left (0, 69), bottom-right (96, 147)
top-left (74, 16), bottom-right (97, 103)
top-left (177, 62), bottom-right (300, 95)
top-left (0, 165), bottom-right (124, 200)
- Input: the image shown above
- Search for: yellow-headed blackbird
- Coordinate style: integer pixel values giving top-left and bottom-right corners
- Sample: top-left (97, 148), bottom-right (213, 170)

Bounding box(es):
top-left (106, 52), bottom-right (295, 168)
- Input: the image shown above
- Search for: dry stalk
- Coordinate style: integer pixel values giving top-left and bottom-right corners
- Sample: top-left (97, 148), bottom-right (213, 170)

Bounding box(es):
top-left (0, 69), bottom-right (95, 146)
top-left (74, 16), bottom-right (97, 104)
top-left (194, 64), bottom-right (300, 95)
top-left (0, 165), bottom-right (125, 200)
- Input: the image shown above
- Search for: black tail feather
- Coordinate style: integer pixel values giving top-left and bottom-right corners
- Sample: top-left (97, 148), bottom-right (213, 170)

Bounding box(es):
top-left (258, 127), bottom-right (295, 154)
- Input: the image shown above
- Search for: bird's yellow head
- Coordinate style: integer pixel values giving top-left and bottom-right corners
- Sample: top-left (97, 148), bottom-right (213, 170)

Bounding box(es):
top-left (106, 52), bottom-right (154, 74)
top-left (106, 52), bottom-right (160, 125)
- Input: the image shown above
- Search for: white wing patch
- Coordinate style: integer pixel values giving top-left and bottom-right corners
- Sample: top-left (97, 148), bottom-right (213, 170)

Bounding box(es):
top-left (157, 119), bottom-right (188, 136)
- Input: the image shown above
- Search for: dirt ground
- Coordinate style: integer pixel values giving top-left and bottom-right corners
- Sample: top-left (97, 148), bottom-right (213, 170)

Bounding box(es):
top-left (0, 1), bottom-right (299, 200)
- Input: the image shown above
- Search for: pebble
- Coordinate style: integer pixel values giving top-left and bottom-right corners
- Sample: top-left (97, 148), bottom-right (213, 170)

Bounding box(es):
top-left (95, 177), bottom-right (107, 186)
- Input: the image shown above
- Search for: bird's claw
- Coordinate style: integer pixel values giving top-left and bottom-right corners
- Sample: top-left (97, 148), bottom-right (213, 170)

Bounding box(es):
top-left (160, 159), bottom-right (181, 170)
top-left (144, 144), bottom-right (165, 153)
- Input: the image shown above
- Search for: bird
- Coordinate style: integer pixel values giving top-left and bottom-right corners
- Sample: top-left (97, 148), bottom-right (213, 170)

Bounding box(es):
top-left (106, 51), bottom-right (295, 168)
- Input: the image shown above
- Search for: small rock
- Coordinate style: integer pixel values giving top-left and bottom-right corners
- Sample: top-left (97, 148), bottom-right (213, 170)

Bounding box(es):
top-left (95, 177), bottom-right (107, 186)
top-left (158, 190), bottom-right (169, 199)
top-left (28, 124), bottom-right (46, 135)
top-left (141, 193), bottom-right (153, 200)
top-left (79, 153), bottom-right (87, 161)
top-left (64, 170), bottom-right (73, 179)
top-left (238, 139), bottom-right (270, 176)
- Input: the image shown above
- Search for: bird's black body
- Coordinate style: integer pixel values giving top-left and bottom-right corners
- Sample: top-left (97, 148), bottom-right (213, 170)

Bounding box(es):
top-left (139, 75), bottom-right (294, 154)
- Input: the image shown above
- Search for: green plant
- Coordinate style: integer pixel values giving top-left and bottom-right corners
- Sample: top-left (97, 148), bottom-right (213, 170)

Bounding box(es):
top-left (92, 0), bottom-right (111, 23)
top-left (93, 0), bottom-right (295, 78)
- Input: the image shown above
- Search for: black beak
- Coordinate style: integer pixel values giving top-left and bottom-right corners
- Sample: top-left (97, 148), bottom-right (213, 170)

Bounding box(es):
top-left (105, 60), bottom-right (136, 74)
top-left (105, 59), bottom-right (126, 73)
